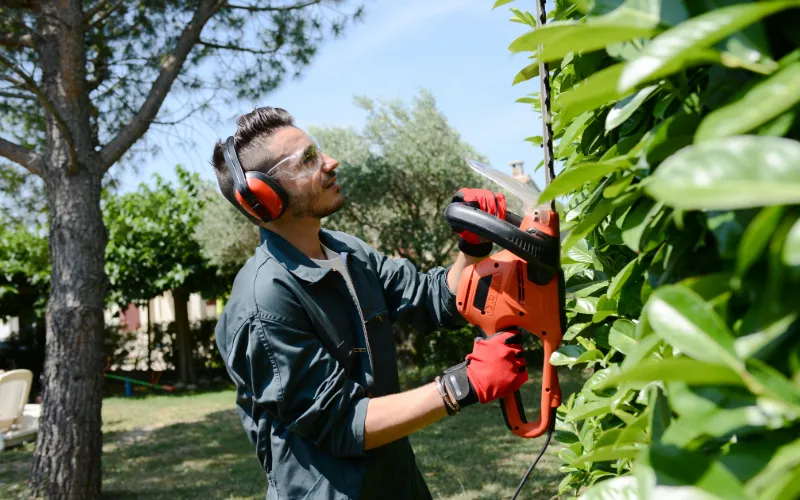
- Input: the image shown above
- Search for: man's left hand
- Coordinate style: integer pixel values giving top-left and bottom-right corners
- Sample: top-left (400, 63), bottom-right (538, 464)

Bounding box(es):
top-left (452, 188), bottom-right (507, 256)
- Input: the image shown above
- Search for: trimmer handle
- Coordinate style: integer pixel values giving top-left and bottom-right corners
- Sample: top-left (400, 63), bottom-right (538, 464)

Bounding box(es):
top-left (474, 326), bottom-right (561, 439)
top-left (444, 202), bottom-right (559, 284)
top-left (500, 333), bottom-right (561, 438)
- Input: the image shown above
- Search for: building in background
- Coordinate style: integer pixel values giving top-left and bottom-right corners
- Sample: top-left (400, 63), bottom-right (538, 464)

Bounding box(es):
top-left (1, 292), bottom-right (219, 372)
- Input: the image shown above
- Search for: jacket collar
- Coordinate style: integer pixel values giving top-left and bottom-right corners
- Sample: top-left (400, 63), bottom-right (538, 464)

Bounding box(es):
top-left (259, 227), bottom-right (355, 283)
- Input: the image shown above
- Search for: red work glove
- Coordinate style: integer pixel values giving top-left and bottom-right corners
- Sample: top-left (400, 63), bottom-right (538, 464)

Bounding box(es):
top-left (440, 330), bottom-right (528, 408)
top-left (452, 188), bottom-right (507, 256)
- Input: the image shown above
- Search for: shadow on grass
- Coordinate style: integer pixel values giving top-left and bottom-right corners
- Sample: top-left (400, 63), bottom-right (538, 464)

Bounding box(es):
top-left (1, 369), bottom-right (586, 500)
top-left (100, 409), bottom-right (266, 500)
top-left (413, 369), bottom-right (587, 500)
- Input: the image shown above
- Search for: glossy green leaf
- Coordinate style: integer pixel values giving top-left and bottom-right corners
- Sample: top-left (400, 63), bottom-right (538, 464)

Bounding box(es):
top-left (524, 135), bottom-right (543, 146)
top-left (555, 63), bottom-right (625, 125)
top-left (603, 174), bottom-right (634, 198)
top-left (645, 136), bottom-right (800, 210)
top-left (648, 386), bottom-right (671, 443)
top-left (551, 344), bottom-right (588, 366)
top-left (744, 437), bottom-right (800, 498)
top-left (578, 475), bottom-right (639, 500)
top-left (586, 365), bottom-right (620, 390)
top-left (609, 319), bottom-right (637, 355)
top-left (562, 199), bottom-right (616, 251)
top-left (607, 259), bottom-right (638, 299)
top-left (645, 111), bottom-right (702, 166)
top-left (618, 1), bottom-right (798, 92)
top-left (569, 445), bottom-right (642, 466)
top-left (512, 62), bottom-right (539, 85)
top-left (697, 62), bottom-right (800, 141)
top-left (573, 348), bottom-right (605, 367)
top-left (492, 0), bottom-right (515, 9)
top-left (509, 20), bottom-right (657, 62)
top-left (593, 296), bottom-right (617, 323)
top-left (734, 312), bottom-right (797, 360)
top-left (736, 206), bottom-right (786, 276)
top-left (646, 285), bottom-right (741, 369)
top-left (621, 200), bottom-right (662, 253)
top-left (568, 280), bottom-right (610, 298)
top-left (566, 241), bottom-right (595, 264)
top-left (594, 428), bottom-right (624, 449)
top-left (564, 321), bottom-right (591, 341)
top-left (757, 111), bottom-right (796, 137)
top-left (540, 158), bottom-right (632, 203)
top-left (597, 357), bottom-right (745, 389)
top-left (645, 443), bottom-right (749, 500)
top-left (605, 85), bottom-right (657, 132)
top-left (556, 111), bottom-right (593, 157)
top-left (745, 359), bottom-right (800, 408)
top-left (783, 217), bottom-right (800, 267)
top-left (571, 296), bottom-right (600, 315)
top-left (565, 398), bottom-right (613, 422)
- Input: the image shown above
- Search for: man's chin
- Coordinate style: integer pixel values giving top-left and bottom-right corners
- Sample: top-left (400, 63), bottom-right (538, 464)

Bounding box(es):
top-left (314, 194), bottom-right (346, 219)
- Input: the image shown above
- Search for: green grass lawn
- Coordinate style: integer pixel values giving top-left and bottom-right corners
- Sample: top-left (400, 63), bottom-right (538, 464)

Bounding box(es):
top-left (0, 370), bottom-right (586, 500)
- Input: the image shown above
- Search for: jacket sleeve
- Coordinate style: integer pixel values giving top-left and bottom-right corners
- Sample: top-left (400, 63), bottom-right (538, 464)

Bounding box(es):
top-left (226, 311), bottom-right (370, 458)
top-left (359, 242), bottom-right (467, 332)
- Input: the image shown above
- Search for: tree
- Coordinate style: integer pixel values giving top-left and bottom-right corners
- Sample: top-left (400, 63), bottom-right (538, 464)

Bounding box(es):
top-left (0, 0), bottom-right (362, 496)
top-left (0, 218), bottom-right (49, 382)
top-left (313, 91), bottom-right (498, 364)
top-left (194, 186), bottom-right (261, 281)
top-left (503, 0), bottom-right (800, 498)
top-left (104, 166), bottom-right (224, 384)
top-left (313, 90), bottom-right (492, 272)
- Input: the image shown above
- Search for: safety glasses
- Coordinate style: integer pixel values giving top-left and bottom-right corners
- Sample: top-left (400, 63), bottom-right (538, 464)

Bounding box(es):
top-left (266, 136), bottom-right (325, 181)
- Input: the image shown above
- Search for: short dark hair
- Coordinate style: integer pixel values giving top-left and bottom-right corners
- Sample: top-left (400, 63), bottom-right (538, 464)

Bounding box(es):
top-left (210, 106), bottom-right (295, 224)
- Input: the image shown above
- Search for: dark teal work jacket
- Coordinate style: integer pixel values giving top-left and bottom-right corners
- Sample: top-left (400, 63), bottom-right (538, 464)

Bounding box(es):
top-left (214, 227), bottom-right (466, 499)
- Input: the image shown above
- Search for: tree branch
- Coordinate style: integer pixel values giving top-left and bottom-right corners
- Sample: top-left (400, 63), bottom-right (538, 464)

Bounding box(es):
top-left (85, 0), bottom-right (126, 27)
top-left (99, 0), bottom-right (225, 171)
top-left (0, 53), bottom-right (78, 174)
top-left (199, 39), bottom-right (279, 55)
top-left (0, 0), bottom-right (36, 9)
top-left (225, 0), bottom-right (322, 12)
top-left (0, 90), bottom-right (35, 100)
top-left (0, 32), bottom-right (34, 48)
top-left (0, 137), bottom-right (44, 177)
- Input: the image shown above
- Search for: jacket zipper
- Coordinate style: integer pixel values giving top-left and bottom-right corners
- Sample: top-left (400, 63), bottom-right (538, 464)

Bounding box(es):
top-left (337, 254), bottom-right (375, 376)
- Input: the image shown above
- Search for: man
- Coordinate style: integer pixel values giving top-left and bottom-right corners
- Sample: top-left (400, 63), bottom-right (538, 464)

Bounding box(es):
top-left (211, 107), bottom-right (527, 499)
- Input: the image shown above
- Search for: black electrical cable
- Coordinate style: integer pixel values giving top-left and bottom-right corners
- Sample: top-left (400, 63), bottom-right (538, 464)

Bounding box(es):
top-left (509, 409), bottom-right (557, 500)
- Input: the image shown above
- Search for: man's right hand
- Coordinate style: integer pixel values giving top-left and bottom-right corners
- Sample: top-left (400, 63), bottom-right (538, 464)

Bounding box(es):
top-left (440, 330), bottom-right (528, 409)
top-left (466, 330), bottom-right (528, 404)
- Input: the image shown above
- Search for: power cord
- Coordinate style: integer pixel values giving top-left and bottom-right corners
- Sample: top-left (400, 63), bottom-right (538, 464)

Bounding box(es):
top-left (509, 409), bottom-right (557, 500)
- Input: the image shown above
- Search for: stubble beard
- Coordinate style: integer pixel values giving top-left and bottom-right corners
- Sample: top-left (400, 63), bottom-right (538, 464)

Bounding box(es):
top-left (289, 190), bottom-right (345, 219)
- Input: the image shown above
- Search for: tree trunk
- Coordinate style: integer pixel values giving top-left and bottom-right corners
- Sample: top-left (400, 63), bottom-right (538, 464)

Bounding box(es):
top-left (30, 2), bottom-right (107, 496)
top-left (173, 287), bottom-right (196, 385)
top-left (31, 168), bottom-right (107, 499)
top-left (147, 299), bottom-right (153, 372)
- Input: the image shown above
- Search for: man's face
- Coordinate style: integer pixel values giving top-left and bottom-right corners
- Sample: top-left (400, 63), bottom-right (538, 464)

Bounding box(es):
top-left (267, 127), bottom-right (344, 219)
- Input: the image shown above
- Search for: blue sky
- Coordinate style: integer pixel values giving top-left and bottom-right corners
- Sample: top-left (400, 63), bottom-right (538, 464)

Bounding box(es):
top-left (116, 0), bottom-right (553, 194)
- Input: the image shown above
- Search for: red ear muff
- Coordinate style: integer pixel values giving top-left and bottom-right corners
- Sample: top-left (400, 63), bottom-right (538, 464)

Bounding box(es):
top-left (235, 171), bottom-right (288, 222)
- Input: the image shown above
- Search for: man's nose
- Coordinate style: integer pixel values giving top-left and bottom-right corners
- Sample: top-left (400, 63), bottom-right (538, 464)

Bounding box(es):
top-left (322, 153), bottom-right (339, 172)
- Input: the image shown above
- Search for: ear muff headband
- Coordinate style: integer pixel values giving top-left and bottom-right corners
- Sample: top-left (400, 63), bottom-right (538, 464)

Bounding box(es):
top-left (222, 136), bottom-right (288, 222)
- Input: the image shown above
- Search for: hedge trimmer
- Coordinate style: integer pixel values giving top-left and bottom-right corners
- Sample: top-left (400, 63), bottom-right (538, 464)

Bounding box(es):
top-left (444, 0), bottom-right (562, 498)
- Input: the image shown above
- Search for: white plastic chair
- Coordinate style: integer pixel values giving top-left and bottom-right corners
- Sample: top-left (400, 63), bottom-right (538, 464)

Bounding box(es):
top-left (0, 369), bottom-right (41, 451)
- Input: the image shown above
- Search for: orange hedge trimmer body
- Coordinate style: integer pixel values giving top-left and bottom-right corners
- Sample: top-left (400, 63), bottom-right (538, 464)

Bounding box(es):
top-left (445, 203), bottom-right (565, 438)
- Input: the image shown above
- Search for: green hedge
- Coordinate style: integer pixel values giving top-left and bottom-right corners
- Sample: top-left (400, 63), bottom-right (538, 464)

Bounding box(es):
top-left (502, 0), bottom-right (800, 498)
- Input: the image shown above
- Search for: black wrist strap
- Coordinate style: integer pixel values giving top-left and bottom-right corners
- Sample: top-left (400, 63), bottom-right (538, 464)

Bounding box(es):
top-left (441, 361), bottom-right (479, 408)
top-left (458, 238), bottom-right (493, 257)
